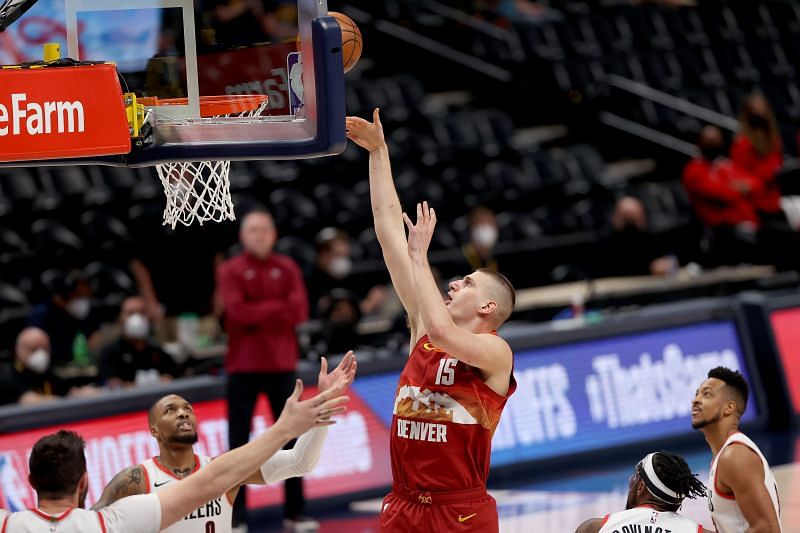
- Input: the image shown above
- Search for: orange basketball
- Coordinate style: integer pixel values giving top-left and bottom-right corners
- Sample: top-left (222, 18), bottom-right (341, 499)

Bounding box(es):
top-left (329, 11), bottom-right (362, 73)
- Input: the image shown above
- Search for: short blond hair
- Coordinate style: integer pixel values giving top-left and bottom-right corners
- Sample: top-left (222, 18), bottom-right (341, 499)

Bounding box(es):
top-left (477, 268), bottom-right (515, 326)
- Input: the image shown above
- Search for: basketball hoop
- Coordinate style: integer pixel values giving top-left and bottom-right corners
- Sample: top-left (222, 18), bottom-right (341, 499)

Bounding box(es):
top-left (142, 94), bottom-right (269, 228)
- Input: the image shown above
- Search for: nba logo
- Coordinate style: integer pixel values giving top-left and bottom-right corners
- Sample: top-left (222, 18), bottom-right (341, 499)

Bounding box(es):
top-left (287, 52), bottom-right (303, 116)
top-left (0, 452), bottom-right (33, 512)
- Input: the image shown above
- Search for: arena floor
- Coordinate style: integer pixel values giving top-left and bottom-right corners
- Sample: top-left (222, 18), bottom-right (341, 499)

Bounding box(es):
top-left (251, 429), bottom-right (800, 532)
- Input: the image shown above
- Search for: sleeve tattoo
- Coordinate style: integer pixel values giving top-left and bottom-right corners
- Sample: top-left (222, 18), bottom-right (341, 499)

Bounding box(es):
top-left (91, 466), bottom-right (146, 510)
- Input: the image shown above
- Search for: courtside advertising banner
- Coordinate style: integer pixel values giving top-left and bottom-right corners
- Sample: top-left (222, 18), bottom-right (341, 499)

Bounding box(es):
top-left (350, 320), bottom-right (758, 468)
top-left (769, 307), bottom-right (800, 416)
top-left (0, 386), bottom-right (392, 511)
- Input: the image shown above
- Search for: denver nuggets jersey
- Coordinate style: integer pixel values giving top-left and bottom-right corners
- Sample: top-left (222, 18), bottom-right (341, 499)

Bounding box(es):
top-left (391, 334), bottom-right (515, 491)
top-left (0, 493), bottom-right (161, 532)
top-left (598, 506), bottom-right (702, 533)
top-left (708, 432), bottom-right (782, 533)
top-left (141, 454), bottom-right (233, 533)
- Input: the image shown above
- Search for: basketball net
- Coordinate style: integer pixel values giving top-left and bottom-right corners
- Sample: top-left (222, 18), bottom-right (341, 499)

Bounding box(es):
top-left (152, 96), bottom-right (269, 228)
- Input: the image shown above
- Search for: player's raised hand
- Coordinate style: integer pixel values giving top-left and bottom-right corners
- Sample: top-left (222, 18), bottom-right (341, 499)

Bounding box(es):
top-left (403, 201), bottom-right (437, 259)
top-left (275, 380), bottom-right (349, 438)
top-left (318, 350), bottom-right (357, 393)
top-left (346, 108), bottom-right (386, 152)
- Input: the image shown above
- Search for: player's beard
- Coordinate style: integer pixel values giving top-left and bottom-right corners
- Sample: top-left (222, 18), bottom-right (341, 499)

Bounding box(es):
top-left (169, 432), bottom-right (199, 445)
top-left (691, 410), bottom-right (721, 429)
top-left (78, 485), bottom-right (88, 509)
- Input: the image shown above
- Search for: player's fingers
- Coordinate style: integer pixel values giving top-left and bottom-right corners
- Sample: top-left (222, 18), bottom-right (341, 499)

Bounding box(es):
top-left (318, 395), bottom-right (350, 411)
top-left (339, 350), bottom-right (355, 372)
top-left (416, 202), bottom-right (423, 222)
top-left (318, 405), bottom-right (348, 419)
top-left (373, 108), bottom-right (381, 126)
top-left (402, 212), bottom-right (413, 230)
top-left (319, 356), bottom-right (328, 376)
top-left (430, 208), bottom-right (437, 227)
top-left (290, 379), bottom-right (303, 401)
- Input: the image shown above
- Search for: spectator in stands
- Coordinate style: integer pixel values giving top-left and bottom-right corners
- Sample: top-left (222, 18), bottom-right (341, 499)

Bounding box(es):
top-left (460, 206), bottom-right (500, 273)
top-left (130, 222), bottom-right (226, 347)
top-left (320, 289), bottom-right (362, 355)
top-left (28, 270), bottom-right (103, 368)
top-left (0, 328), bottom-right (64, 405)
top-left (217, 210), bottom-right (314, 532)
top-left (97, 297), bottom-right (179, 389)
top-left (604, 196), bottom-right (676, 277)
top-left (306, 227), bottom-right (356, 318)
top-left (731, 93), bottom-right (786, 229)
top-left (682, 126), bottom-right (761, 266)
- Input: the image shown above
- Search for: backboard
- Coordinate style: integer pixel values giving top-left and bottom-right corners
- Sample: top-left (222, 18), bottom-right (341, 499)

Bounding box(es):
top-left (0, 0), bottom-right (346, 166)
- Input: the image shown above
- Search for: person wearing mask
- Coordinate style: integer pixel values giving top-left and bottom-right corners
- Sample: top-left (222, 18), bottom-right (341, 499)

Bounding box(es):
top-left (217, 210), bottom-right (314, 532)
top-left (28, 270), bottom-right (103, 368)
top-left (0, 327), bottom-right (64, 405)
top-left (730, 93), bottom-right (785, 228)
top-left (603, 196), bottom-right (676, 277)
top-left (97, 296), bottom-right (180, 389)
top-left (306, 228), bottom-right (355, 318)
top-left (460, 206), bottom-right (500, 272)
top-left (681, 125), bottom-right (762, 266)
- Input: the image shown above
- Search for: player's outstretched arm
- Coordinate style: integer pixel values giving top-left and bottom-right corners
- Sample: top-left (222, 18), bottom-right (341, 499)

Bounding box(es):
top-left (717, 445), bottom-right (782, 533)
top-left (574, 517), bottom-right (604, 533)
top-left (233, 351), bottom-right (357, 490)
top-left (91, 465), bottom-right (148, 510)
top-left (156, 379), bottom-right (350, 530)
top-left (403, 202), bottom-right (512, 377)
top-left (346, 110), bottom-right (422, 339)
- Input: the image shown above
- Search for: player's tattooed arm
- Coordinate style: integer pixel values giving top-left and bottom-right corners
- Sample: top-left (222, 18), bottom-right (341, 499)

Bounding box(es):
top-left (91, 465), bottom-right (147, 510)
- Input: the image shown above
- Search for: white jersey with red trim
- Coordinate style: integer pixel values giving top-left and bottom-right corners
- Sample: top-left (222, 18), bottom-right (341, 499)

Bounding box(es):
top-left (708, 432), bottom-right (782, 533)
top-left (0, 493), bottom-right (160, 532)
top-left (141, 454), bottom-right (233, 533)
top-left (599, 506), bottom-right (702, 533)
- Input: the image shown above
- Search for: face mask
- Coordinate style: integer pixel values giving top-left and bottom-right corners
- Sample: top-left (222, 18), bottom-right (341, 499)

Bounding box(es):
top-left (124, 313), bottom-right (150, 340)
top-left (26, 349), bottom-right (50, 374)
top-left (327, 257), bottom-right (352, 279)
top-left (472, 224), bottom-right (498, 248)
top-left (66, 297), bottom-right (91, 320)
top-left (700, 146), bottom-right (725, 162)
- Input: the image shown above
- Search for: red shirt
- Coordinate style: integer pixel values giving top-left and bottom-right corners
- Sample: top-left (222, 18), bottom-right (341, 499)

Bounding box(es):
top-left (217, 252), bottom-right (309, 373)
top-left (390, 335), bottom-right (516, 492)
top-left (681, 158), bottom-right (761, 228)
top-left (730, 135), bottom-right (783, 213)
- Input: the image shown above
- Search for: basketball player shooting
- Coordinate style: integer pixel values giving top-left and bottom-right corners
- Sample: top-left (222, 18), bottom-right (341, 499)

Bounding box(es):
top-left (346, 109), bottom-right (516, 532)
top-left (90, 352), bottom-right (357, 533)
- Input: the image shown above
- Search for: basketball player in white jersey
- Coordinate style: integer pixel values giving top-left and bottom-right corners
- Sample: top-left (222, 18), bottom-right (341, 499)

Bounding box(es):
top-left (692, 366), bottom-right (782, 532)
top-left (0, 369), bottom-right (353, 532)
top-left (92, 352), bottom-right (356, 533)
top-left (575, 451), bottom-right (712, 533)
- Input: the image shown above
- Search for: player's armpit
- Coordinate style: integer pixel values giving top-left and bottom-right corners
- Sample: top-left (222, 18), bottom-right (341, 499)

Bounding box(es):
top-left (717, 444), bottom-right (781, 532)
top-left (574, 517), bottom-right (605, 533)
top-left (427, 327), bottom-right (512, 377)
top-left (91, 465), bottom-right (147, 510)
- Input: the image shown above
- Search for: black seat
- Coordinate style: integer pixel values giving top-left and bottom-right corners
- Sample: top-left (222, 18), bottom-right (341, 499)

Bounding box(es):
top-left (269, 188), bottom-right (318, 233)
top-left (274, 236), bottom-right (316, 274)
top-left (80, 211), bottom-right (132, 256)
top-left (30, 219), bottom-right (84, 263)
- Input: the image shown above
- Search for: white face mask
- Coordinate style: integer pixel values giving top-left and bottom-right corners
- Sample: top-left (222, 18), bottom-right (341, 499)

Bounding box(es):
top-left (124, 313), bottom-right (150, 340)
top-left (472, 224), bottom-right (498, 248)
top-left (66, 298), bottom-right (91, 320)
top-left (26, 349), bottom-right (50, 374)
top-left (327, 256), bottom-right (352, 279)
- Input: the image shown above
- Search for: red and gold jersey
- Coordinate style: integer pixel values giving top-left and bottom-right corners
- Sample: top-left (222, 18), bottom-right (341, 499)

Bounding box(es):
top-left (390, 334), bottom-right (516, 492)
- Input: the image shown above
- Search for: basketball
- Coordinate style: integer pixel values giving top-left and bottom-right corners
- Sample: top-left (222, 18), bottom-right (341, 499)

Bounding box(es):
top-left (329, 11), bottom-right (362, 73)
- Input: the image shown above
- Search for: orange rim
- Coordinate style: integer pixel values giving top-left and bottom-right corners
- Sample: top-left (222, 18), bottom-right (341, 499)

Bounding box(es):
top-left (139, 94), bottom-right (269, 117)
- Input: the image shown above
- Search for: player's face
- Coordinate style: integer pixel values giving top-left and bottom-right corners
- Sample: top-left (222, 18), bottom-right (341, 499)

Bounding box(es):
top-left (625, 468), bottom-right (642, 509)
top-left (445, 271), bottom-right (491, 321)
top-left (155, 396), bottom-right (198, 445)
top-left (691, 378), bottom-right (727, 429)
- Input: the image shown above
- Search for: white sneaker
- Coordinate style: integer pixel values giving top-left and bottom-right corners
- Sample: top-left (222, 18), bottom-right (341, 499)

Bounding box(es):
top-left (283, 516), bottom-right (320, 532)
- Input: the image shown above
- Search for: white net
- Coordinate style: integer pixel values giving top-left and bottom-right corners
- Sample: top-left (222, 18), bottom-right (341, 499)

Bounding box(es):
top-left (157, 160), bottom-right (234, 228)
top-left (153, 96), bottom-right (268, 228)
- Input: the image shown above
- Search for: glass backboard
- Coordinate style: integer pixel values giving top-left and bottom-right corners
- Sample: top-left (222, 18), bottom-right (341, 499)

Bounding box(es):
top-left (0, 0), bottom-right (346, 165)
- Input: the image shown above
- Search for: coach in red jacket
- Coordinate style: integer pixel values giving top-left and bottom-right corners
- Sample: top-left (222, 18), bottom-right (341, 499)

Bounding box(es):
top-left (217, 210), bottom-right (311, 531)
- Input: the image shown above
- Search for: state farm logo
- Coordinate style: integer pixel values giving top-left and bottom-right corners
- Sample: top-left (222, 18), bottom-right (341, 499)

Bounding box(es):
top-left (0, 451), bottom-right (34, 512)
top-left (0, 93), bottom-right (85, 136)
